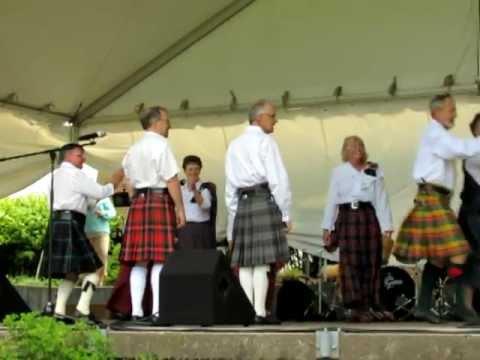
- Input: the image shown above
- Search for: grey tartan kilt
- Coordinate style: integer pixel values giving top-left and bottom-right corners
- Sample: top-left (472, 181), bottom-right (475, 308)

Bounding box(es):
top-left (231, 187), bottom-right (289, 267)
top-left (42, 211), bottom-right (102, 279)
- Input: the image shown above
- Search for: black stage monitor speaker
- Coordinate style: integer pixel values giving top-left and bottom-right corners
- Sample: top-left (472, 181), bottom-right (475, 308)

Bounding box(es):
top-left (159, 250), bottom-right (255, 326)
top-left (0, 272), bottom-right (31, 321)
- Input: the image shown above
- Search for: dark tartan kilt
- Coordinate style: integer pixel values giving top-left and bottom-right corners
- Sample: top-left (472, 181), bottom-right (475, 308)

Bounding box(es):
top-left (331, 204), bottom-right (382, 309)
top-left (458, 203), bottom-right (480, 254)
top-left (43, 211), bottom-right (102, 279)
top-left (458, 203), bottom-right (480, 287)
top-left (231, 187), bottom-right (289, 267)
top-left (393, 188), bottom-right (470, 263)
top-left (120, 191), bottom-right (176, 263)
top-left (177, 222), bottom-right (215, 250)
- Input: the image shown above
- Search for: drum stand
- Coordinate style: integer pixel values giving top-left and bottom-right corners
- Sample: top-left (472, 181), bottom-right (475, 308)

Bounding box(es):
top-left (317, 252), bottom-right (342, 320)
top-left (433, 277), bottom-right (454, 320)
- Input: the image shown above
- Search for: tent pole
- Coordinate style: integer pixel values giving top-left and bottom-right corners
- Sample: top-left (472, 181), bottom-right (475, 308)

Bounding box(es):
top-left (74, 0), bottom-right (256, 125)
top-left (477, 0), bottom-right (480, 82)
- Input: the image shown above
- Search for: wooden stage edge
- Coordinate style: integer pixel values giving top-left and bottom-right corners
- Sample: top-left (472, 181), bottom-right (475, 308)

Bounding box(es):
top-left (3, 321), bottom-right (480, 359)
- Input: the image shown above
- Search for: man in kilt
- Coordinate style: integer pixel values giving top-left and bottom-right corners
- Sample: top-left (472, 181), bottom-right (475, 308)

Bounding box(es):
top-left (458, 113), bottom-right (480, 317)
top-left (120, 104), bottom-right (186, 325)
top-left (225, 100), bottom-right (292, 325)
top-left (47, 143), bottom-right (123, 323)
top-left (393, 94), bottom-right (480, 323)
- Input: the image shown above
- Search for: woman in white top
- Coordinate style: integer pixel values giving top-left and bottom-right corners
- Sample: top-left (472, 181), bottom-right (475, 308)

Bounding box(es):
top-left (322, 136), bottom-right (393, 322)
top-left (178, 155), bottom-right (216, 249)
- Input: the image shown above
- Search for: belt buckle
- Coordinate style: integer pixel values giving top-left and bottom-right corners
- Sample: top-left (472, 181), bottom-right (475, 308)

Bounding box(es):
top-left (351, 201), bottom-right (359, 210)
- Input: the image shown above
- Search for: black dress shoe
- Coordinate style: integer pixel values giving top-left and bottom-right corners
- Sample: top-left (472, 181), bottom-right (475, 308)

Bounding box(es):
top-left (111, 312), bottom-right (131, 321)
top-left (129, 315), bottom-right (152, 325)
top-left (254, 315), bottom-right (281, 325)
top-left (53, 313), bottom-right (76, 325)
top-left (413, 308), bottom-right (441, 324)
top-left (453, 305), bottom-right (480, 323)
top-left (74, 310), bottom-right (106, 328)
top-left (151, 313), bottom-right (170, 327)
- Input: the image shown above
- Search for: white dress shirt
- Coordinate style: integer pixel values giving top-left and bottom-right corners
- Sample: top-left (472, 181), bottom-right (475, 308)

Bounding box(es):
top-left (413, 119), bottom-right (480, 190)
top-left (50, 162), bottom-right (114, 215)
top-left (122, 131), bottom-right (178, 189)
top-left (225, 125), bottom-right (292, 240)
top-left (181, 180), bottom-right (212, 222)
top-left (322, 162), bottom-right (393, 233)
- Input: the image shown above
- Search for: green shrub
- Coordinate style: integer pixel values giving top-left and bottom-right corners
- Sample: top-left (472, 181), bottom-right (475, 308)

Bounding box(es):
top-left (0, 195), bottom-right (124, 277)
top-left (0, 196), bottom-right (48, 274)
top-left (7, 275), bottom-right (60, 287)
top-left (0, 312), bottom-right (115, 360)
top-left (105, 243), bottom-right (121, 285)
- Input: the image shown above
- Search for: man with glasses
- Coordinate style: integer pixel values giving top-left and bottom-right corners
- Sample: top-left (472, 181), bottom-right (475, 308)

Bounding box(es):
top-left (225, 100), bottom-right (292, 324)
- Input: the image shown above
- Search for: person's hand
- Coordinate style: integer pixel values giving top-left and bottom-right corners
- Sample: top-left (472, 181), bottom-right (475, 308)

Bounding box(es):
top-left (176, 208), bottom-right (186, 228)
top-left (110, 169), bottom-right (125, 189)
top-left (383, 230), bottom-right (393, 240)
top-left (323, 229), bottom-right (332, 247)
top-left (95, 210), bottom-right (102, 217)
top-left (284, 221), bottom-right (293, 234)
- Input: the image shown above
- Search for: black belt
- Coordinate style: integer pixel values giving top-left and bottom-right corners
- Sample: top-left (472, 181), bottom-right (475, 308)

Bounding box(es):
top-left (339, 201), bottom-right (373, 210)
top-left (238, 183), bottom-right (269, 195)
top-left (134, 187), bottom-right (168, 196)
top-left (418, 183), bottom-right (451, 196)
top-left (186, 221), bottom-right (211, 225)
top-left (53, 210), bottom-right (85, 222)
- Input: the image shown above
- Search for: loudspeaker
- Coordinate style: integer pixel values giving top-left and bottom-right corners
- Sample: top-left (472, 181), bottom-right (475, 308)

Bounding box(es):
top-left (0, 272), bottom-right (30, 321)
top-left (159, 250), bottom-right (255, 326)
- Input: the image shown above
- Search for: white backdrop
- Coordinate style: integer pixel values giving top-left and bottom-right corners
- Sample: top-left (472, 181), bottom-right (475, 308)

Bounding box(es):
top-left (78, 95), bottom-right (480, 252)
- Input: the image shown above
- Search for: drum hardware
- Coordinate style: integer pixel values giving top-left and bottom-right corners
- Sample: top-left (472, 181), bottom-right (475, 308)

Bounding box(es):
top-left (379, 266), bottom-right (416, 319)
top-left (432, 277), bottom-right (452, 319)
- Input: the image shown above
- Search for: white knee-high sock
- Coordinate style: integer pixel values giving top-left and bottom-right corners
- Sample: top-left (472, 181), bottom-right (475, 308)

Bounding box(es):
top-left (54, 279), bottom-right (75, 315)
top-left (253, 265), bottom-right (269, 317)
top-left (130, 265), bottom-right (147, 317)
top-left (76, 273), bottom-right (99, 315)
top-left (239, 267), bottom-right (254, 306)
top-left (151, 263), bottom-right (164, 316)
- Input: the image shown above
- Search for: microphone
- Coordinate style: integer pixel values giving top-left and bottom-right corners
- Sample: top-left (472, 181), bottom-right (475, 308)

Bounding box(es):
top-left (77, 131), bottom-right (107, 141)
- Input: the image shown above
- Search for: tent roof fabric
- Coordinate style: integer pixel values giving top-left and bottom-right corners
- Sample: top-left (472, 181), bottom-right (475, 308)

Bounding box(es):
top-left (1, 0), bottom-right (478, 124)
top-left (0, 0), bottom-right (250, 120)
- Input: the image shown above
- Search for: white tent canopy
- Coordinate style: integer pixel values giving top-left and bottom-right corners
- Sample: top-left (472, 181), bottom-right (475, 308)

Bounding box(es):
top-left (1, 0), bottom-right (480, 253)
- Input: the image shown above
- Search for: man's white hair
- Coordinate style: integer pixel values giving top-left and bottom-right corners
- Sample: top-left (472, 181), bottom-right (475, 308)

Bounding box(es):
top-left (248, 100), bottom-right (272, 123)
top-left (429, 93), bottom-right (452, 112)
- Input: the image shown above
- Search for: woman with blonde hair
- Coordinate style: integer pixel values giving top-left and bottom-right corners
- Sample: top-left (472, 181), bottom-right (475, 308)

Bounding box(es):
top-left (322, 136), bottom-right (394, 322)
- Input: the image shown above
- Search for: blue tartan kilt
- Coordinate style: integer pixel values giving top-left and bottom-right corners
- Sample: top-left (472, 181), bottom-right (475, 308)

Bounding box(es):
top-left (42, 211), bottom-right (102, 279)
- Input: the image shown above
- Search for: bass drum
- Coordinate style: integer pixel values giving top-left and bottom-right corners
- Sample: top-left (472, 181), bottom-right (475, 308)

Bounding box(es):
top-left (380, 266), bottom-right (416, 319)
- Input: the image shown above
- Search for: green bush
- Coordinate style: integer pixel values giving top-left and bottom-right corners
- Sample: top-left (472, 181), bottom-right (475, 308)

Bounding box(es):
top-left (105, 243), bottom-right (121, 285)
top-left (0, 312), bottom-right (115, 360)
top-left (0, 196), bottom-right (48, 274)
top-left (0, 195), bottom-right (124, 277)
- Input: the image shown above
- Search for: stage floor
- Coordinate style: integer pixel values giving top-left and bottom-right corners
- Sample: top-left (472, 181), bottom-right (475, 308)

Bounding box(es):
top-left (108, 320), bottom-right (480, 332)
top-left (3, 321), bottom-right (480, 359)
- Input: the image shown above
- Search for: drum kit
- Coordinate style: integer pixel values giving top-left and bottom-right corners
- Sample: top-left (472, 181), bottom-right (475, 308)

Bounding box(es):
top-left (312, 263), bottom-right (418, 321)
top-left (276, 244), bottom-right (478, 322)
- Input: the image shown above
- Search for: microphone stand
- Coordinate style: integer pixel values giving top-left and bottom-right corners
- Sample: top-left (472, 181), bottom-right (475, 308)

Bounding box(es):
top-left (0, 140), bottom-right (96, 316)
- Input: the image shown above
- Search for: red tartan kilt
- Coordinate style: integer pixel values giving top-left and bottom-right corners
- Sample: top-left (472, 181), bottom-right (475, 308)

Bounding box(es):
top-left (120, 191), bottom-right (177, 263)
